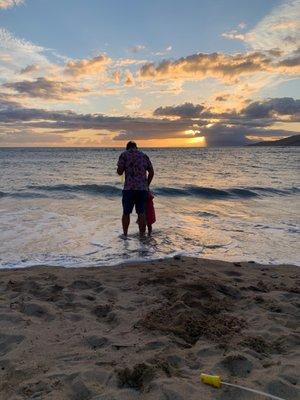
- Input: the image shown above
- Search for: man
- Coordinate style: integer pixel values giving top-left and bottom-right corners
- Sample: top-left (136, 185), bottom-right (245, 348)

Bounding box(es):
top-left (117, 141), bottom-right (154, 237)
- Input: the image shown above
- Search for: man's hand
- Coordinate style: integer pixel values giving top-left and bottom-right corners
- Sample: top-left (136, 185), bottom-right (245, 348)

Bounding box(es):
top-left (117, 166), bottom-right (124, 175)
top-left (147, 168), bottom-right (154, 187)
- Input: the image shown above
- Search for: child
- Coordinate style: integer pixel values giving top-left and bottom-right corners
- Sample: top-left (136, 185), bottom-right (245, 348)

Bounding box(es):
top-left (146, 191), bottom-right (156, 235)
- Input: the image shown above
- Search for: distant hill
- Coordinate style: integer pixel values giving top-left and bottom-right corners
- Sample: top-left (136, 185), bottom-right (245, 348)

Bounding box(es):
top-left (249, 134), bottom-right (300, 147)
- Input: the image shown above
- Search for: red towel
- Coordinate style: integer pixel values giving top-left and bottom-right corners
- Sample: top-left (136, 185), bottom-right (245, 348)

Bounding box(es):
top-left (146, 191), bottom-right (156, 225)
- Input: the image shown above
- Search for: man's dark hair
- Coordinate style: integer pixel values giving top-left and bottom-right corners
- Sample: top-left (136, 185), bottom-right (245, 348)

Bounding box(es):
top-left (126, 141), bottom-right (137, 150)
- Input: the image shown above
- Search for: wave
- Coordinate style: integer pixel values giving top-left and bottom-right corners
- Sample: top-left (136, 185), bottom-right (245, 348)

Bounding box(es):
top-left (28, 184), bottom-right (122, 196)
top-left (0, 191), bottom-right (51, 199)
top-left (248, 186), bottom-right (300, 195)
top-left (155, 185), bottom-right (300, 199)
top-left (1, 184), bottom-right (298, 201)
top-left (155, 186), bottom-right (258, 198)
top-left (197, 211), bottom-right (218, 218)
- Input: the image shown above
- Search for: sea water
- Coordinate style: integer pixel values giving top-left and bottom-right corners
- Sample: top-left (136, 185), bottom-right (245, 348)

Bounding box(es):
top-left (0, 147), bottom-right (299, 268)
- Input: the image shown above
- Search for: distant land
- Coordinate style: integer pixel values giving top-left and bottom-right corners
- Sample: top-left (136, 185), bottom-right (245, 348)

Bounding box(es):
top-left (249, 134), bottom-right (300, 147)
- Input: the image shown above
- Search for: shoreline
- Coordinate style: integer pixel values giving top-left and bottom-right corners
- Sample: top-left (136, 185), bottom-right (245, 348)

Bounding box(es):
top-left (1, 254), bottom-right (300, 270)
top-left (0, 256), bottom-right (299, 399)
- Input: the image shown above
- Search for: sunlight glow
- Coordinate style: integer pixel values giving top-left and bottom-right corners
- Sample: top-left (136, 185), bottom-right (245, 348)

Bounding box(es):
top-left (188, 136), bottom-right (206, 146)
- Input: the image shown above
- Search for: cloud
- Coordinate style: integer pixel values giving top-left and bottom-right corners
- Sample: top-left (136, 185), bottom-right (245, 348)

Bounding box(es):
top-left (243, 97), bottom-right (300, 118)
top-left (20, 64), bottom-right (40, 74)
top-left (228, 0), bottom-right (300, 54)
top-left (238, 22), bottom-right (247, 29)
top-left (64, 54), bottom-right (111, 77)
top-left (0, 129), bottom-right (68, 145)
top-left (222, 30), bottom-right (247, 41)
top-left (0, 92), bottom-right (20, 108)
top-left (222, 20), bottom-right (248, 41)
top-left (0, 97), bottom-right (299, 146)
top-left (153, 46), bottom-right (173, 56)
top-left (113, 129), bottom-right (192, 141)
top-left (215, 95), bottom-right (229, 102)
top-left (113, 58), bottom-right (147, 66)
top-left (138, 50), bottom-right (299, 83)
top-left (111, 70), bottom-right (121, 84)
top-left (123, 97), bottom-right (142, 111)
top-left (0, 0), bottom-right (23, 9)
top-left (124, 70), bottom-right (134, 86)
top-left (154, 102), bottom-right (205, 118)
top-left (198, 123), bottom-right (298, 146)
top-left (0, 28), bottom-right (57, 84)
top-left (277, 47), bottom-right (300, 67)
top-left (3, 77), bottom-right (90, 100)
top-left (0, 99), bottom-right (195, 141)
top-left (130, 45), bottom-right (146, 53)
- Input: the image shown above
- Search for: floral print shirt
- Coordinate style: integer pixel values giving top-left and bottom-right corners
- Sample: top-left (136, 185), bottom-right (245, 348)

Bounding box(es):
top-left (118, 149), bottom-right (153, 190)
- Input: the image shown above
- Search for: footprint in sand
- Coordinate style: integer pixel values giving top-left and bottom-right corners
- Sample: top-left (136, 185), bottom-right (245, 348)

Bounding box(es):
top-left (21, 302), bottom-right (54, 321)
top-left (0, 333), bottom-right (25, 356)
top-left (220, 353), bottom-right (253, 378)
top-left (85, 335), bottom-right (110, 350)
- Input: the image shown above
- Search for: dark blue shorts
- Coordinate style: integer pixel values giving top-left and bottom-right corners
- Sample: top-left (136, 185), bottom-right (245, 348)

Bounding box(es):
top-left (122, 190), bottom-right (148, 215)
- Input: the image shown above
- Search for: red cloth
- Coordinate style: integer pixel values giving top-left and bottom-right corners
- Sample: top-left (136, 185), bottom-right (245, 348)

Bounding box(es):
top-left (146, 191), bottom-right (156, 225)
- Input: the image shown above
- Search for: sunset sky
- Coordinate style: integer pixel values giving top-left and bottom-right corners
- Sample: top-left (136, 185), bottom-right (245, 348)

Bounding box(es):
top-left (0, 0), bottom-right (299, 147)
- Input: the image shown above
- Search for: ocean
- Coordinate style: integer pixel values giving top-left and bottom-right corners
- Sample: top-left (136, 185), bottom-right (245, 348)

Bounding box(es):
top-left (0, 147), bottom-right (299, 268)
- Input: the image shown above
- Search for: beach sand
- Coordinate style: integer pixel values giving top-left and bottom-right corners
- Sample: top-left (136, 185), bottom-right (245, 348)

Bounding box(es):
top-left (0, 257), bottom-right (299, 399)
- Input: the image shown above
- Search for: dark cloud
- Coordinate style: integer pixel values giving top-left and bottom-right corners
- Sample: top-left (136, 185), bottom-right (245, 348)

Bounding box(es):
top-left (154, 102), bottom-right (205, 118)
top-left (198, 123), bottom-right (297, 147)
top-left (0, 101), bottom-right (194, 137)
top-left (3, 77), bottom-right (89, 100)
top-left (113, 130), bottom-right (191, 141)
top-left (277, 47), bottom-right (300, 67)
top-left (0, 130), bottom-right (67, 145)
top-left (243, 97), bottom-right (300, 118)
top-left (215, 95), bottom-right (228, 102)
top-left (0, 93), bottom-right (21, 109)
top-left (0, 96), bottom-right (299, 146)
top-left (20, 64), bottom-right (40, 74)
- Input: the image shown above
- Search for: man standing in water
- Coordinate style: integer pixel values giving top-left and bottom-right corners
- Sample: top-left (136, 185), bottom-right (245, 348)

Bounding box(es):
top-left (117, 141), bottom-right (154, 237)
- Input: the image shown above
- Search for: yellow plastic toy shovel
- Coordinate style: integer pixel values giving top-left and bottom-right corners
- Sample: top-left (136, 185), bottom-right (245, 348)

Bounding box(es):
top-left (200, 373), bottom-right (286, 400)
top-left (200, 374), bottom-right (221, 388)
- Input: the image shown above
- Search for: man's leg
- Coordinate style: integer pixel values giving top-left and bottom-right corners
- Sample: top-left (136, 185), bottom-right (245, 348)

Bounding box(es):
top-left (122, 190), bottom-right (134, 236)
top-left (122, 214), bottom-right (130, 236)
top-left (137, 213), bottom-right (146, 236)
top-left (135, 190), bottom-right (148, 237)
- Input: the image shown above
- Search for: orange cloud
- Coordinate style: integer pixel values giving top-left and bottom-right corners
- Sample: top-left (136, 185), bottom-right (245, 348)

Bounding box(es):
top-left (64, 54), bottom-right (111, 77)
top-left (124, 70), bottom-right (134, 86)
top-left (138, 50), bottom-right (299, 83)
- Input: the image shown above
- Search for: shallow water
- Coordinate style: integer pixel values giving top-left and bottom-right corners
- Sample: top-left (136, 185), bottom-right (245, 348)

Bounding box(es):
top-left (0, 147), bottom-right (299, 268)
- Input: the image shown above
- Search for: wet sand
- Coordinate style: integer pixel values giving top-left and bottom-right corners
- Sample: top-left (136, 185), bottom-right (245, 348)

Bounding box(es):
top-left (0, 257), bottom-right (299, 399)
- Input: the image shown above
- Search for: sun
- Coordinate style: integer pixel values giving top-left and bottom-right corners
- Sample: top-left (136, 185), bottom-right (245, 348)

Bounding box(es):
top-left (188, 136), bottom-right (206, 146)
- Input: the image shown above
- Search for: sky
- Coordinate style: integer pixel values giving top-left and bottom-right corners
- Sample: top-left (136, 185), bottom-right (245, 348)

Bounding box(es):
top-left (0, 0), bottom-right (299, 147)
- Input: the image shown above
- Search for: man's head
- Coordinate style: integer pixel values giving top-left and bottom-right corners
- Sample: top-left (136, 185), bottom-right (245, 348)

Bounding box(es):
top-left (126, 141), bottom-right (137, 151)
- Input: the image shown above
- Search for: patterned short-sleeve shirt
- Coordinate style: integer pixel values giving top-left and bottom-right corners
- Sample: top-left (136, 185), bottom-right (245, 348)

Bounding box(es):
top-left (118, 149), bottom-right (153, 190)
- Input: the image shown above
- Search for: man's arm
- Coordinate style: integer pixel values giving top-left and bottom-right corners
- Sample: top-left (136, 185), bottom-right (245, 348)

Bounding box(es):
top-left (117, 154), bottom-right (125, 175)
top-left (117, 165), bottom-right (124, 175)
top-left (147, 166), bottom-right (154, 187)
top-left (146, 156), bottom-right (154, 187)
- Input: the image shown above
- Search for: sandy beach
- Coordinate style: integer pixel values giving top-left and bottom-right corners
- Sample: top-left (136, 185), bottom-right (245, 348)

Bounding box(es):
top-left (0, 257), bottom-right (299, 400)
